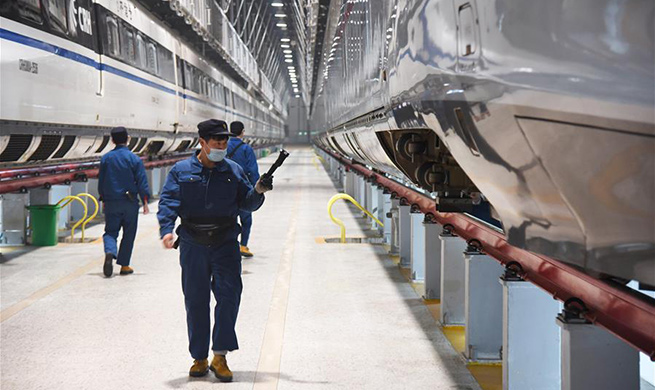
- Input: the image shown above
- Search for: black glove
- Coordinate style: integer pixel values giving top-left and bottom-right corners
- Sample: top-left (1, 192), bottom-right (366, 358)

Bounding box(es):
top-left (255, 174), bottom-right (273, 194)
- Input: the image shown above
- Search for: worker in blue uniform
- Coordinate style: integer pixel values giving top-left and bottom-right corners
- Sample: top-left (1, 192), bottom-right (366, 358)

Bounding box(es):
top-left (98, 127), bottom-right (150, 277)
top-left (157, 119), bottom-right (273, 382)
top-left (227, 121), bottom-right (260, 258)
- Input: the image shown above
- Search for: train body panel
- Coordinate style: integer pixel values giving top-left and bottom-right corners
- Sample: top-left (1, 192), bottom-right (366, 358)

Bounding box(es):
top-left (1, 17), bottom-right (100, 129)
top-left (312, 0), bottom-right (655, 285)
top-left (0, 0), bottom-right (284, 166)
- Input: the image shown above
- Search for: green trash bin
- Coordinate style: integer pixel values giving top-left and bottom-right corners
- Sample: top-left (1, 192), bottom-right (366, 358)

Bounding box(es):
top-left (261, 149), bottom-right (269, 158)
top-left (27, 205), bottom-right (61, 246)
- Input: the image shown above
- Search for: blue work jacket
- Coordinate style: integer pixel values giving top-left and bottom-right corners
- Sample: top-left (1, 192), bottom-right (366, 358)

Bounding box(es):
top-left (227, 138), bottom-right (259, 185)
top-left (98, 145), bottom-right (150, 203)
top-left (157, 152), bottom-right (265, 241)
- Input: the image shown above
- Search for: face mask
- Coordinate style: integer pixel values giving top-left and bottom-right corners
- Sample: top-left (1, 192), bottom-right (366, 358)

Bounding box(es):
top-left (207, 147), bottom-right (227, 162)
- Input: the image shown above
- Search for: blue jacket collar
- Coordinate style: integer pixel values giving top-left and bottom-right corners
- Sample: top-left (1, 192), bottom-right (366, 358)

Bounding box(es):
top-left (191, 151), bottom-right (230, 173)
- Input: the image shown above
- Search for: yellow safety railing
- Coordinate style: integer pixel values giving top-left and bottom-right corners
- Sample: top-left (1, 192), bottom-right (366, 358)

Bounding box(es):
top-left (327, 193), bottom-right (384, 243)
top-left (312, 154), bottom-right (326, 171)
top-left (56, 196), bottom-right (87, 242)
top-left (75, 193), bottom-right (99, 241)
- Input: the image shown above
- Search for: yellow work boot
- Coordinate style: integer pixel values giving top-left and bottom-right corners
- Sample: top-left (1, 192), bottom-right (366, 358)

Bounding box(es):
top-left (210, 355), bottom-right (233, 382)
top-left (240, 245), bottom-right (253, 258)
top-left (189, 359), bottom-right (209, 377)
top-left (119, 266), bottom-right (134, 275)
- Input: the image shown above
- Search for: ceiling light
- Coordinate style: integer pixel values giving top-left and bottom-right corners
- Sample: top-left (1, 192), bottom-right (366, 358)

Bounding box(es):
top-left (287, 66), bottom-right (295, 69)
top-left (295, 94), bottom-right (300, 98)
top-left (284, 54), bottom-right (293, 58)
top-left (272, 2), bottom-right (283, 7)
top-left (283, 49), bottom-right (292, 54)
top-left (275, 13), bottom-right (286, 17)
top-left (276, 23), bottom-right (287, 27)
top-left (281, 38), bottom-right (290, 42)
top-left (293, 88), bottom-right (299, 93)
top-left (285, 59), bottom-right (293, 63)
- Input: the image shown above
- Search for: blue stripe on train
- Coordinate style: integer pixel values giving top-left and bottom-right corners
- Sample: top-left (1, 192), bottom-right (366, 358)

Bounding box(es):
top-left (0, 27), bottom-right (268, 123)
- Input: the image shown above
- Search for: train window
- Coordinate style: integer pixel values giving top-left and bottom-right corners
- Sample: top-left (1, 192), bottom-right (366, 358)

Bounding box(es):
top-left (135, 34), bottom-right (147, 70)
top-left (120, 25), bottom-right (136, 64)
top-left (17, 0), bottom-right (42, 24)
top-left (104, 16), bottom-right (120, 57)
top-left (159, 49), bottom-right (174, 83)
top-left (147, 42), bottom-right (158, 74)
top-left (43, 0), bottom-right (67, 35)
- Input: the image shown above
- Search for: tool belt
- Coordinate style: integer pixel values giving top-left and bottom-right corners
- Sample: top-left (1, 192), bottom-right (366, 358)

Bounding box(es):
top-left (174, 217), bottom-right (237, 248)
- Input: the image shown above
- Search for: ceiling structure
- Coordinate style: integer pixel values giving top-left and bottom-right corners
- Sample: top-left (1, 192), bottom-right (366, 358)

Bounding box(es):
top-left (220, 0), bottom-right (310, 105)
top-left (142, 0), bottom-right (332, 116)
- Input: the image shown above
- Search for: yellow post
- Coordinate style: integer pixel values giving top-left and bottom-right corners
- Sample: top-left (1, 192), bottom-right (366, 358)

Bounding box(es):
top-left (75, 193), bottom-right (99, 242)
top-left (327, 193), bottom-right (384, 243)
top-left (56, 196), bottom-right (87, 242)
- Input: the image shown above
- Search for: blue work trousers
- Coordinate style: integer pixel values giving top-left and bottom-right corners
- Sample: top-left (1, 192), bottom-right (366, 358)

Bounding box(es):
top-left (179, 238), bottom-right (242, 359)
top-left (103, 200), bottom-right (139, 266)
top-left (238, 210), bottom-right (252, 247)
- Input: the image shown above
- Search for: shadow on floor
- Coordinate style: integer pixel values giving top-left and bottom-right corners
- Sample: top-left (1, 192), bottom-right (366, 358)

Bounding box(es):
top-left (165, 370), bottom-right (330, 388)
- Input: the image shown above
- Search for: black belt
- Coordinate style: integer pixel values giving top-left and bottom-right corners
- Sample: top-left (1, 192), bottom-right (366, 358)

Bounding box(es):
top-left (174, 217), bottom-right (237, 248)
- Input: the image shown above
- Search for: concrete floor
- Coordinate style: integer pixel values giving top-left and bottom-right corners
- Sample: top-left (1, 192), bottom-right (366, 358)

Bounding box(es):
top-left (1, 147), bottom-right (481, 390)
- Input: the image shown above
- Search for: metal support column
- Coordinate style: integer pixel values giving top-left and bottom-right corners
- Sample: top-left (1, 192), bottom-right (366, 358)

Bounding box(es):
top-left (501, 272), bottom-right (561, 390)
top-left (440, 230), bottom-right (467, 325)
top-left (357, 176), bottom-right (366, 205)
top-left (69, 182), bottom-right (89, 224)
top-left (343, 170), bottom-right (357, 199)
top-left (147, 167), bottom-right (163, 198)
top-left (86, 178), bottom-right (100, 202)
top-left (364, 180), bottom-right (372, 215)
top-left (398, 203), bottom-right (411, 267)
top-left (423, 220), bottom-right (443, 300)
top-left (382, 193), bottom-right (392, 243)
top-left (389, 198), bottom-right (400, 255)
top-left (410, 210), bottom-right (425, 282)
top-left (0, 193), bottom-right (28, 246)
top-left (370, 184), bottom-right (379, 230)
top-left (557, 310), bottom-right (640, 390)
top-left (464, 250), bottom-right (504, 361)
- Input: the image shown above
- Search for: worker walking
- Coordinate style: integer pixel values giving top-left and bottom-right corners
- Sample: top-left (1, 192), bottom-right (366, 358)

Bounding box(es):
top-left (157, 119), bottom-right (273, 382)
top-left (98, 127), bottom-right (150, 277)
top-left (227, 121), bottom-right (260, 258)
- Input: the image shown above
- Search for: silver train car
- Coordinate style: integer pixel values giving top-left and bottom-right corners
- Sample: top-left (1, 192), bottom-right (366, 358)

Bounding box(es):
top-left (312, 0), bottom-right (655, 286)
top-left (0, 0), bottom-right (284, 166)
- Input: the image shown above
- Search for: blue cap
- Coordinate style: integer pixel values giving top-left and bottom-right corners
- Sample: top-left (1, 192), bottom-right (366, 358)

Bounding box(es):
top-left (198, 119), bottom-right (232, 138)
top-left (111, 126), bottom-right (128, 144)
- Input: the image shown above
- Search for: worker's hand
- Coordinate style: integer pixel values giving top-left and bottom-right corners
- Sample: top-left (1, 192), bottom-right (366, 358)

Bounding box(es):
top-left (143, 202), bottom-right (150, 215)
top-left (255, 175), bottom-right (273, 194)
top-left (162, 233), bottom-right (175, 249)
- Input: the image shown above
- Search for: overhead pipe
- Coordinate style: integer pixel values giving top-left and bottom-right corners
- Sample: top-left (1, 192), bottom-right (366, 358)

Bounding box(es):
top-left (0, 154), bottom-right (191, 194)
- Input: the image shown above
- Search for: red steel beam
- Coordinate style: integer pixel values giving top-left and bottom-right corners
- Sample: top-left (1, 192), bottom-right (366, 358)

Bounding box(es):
top-left (0, 155), bottom-right (189, 194)
top-left (321, 147), bottom-right (655, 360)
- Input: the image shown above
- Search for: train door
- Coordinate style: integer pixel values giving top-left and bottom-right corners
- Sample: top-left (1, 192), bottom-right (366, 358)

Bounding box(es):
top-left (173, 43), bottom-right (183, 130)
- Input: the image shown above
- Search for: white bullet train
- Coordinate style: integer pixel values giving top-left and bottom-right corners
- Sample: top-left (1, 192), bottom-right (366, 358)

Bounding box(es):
top-left (312, 0), bottom-right (655, 286)
top-left (0, 0), bottom-right (284, 166)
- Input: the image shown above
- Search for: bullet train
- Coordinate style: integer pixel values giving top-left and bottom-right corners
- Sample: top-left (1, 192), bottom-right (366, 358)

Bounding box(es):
top-left (312, 0), bottom-right (655, 286)
top-left (0, 0), bottom-right (284, 167)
